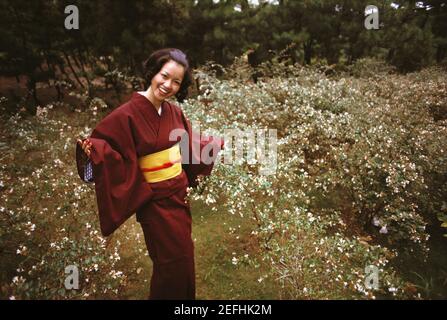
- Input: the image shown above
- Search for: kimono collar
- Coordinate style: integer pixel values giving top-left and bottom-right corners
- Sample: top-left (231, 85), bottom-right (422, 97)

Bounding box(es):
top-left (132, 92), bottom-right (163, 116)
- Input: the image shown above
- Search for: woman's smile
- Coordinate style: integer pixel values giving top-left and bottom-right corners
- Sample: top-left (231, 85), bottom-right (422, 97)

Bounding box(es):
top-left (158, 86), bottom-right (171, 96)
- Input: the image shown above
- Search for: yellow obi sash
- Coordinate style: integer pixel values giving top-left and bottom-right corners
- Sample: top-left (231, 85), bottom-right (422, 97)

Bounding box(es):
top-left (138, 144), bottom-right (182, 183)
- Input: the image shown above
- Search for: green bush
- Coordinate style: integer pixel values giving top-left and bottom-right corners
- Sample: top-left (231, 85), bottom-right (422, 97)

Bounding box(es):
top-left (1, 59), bottom-right (445, 299)
top-left (184, 61), bottom-right (446, 298)
top-left (0, 106), bottom-right (129, 299)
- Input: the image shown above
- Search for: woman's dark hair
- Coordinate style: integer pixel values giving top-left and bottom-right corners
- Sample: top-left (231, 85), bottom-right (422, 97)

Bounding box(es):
top-left (143, 48), bottom-right (192, 102)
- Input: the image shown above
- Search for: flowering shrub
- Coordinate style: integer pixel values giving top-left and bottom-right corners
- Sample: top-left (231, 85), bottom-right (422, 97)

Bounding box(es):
top-left (0, 59), bottom-right (445, 299)
top-left (0, 105), bottom-right (131, 299)
top-left (347, 57), bottom-right (397, 78)
top-left (184, 61), bottom-right (447, 298)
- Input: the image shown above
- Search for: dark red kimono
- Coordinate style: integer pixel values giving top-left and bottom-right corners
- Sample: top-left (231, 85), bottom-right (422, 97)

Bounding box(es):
top-left (75, 93), bottom-right (223, 299)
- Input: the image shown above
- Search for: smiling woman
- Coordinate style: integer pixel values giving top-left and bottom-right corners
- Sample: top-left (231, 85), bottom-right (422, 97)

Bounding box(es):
top-left (142, 48), bottom-right (193, 104)
top-left (141, 60), bottom-right (185, 112)
top-left (75, 48), bottom-right (224, 300)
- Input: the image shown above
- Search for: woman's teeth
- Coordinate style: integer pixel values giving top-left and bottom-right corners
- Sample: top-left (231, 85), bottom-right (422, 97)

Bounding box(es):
top-left (159, 87), bottom-right (169, 95)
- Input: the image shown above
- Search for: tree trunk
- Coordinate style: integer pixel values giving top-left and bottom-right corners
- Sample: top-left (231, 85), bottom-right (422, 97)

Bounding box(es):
top-left (62, 51), bottom-right (85, 89)
top-left (303, 39), bottom-right (313, 65)
top-left (77, 48), bottom-right (93, 93)
top-left (436, 45), bottom-right (446, 63)
top-left (26, 77), bottom-right (39, 114)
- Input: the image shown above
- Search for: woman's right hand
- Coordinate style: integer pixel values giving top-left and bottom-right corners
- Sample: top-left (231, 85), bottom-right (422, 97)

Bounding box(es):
top-left (77, 138), bottom-right (92, 158)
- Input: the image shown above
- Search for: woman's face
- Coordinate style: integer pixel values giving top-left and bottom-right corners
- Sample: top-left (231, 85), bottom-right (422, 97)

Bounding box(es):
top-left (150, 60), bottom-right (185, 103)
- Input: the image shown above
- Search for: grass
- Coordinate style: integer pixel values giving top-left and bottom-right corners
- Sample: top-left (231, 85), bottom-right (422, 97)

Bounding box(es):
top-left (113, 199), bottom-right (282, 300)
top-left (192, 200), bottom-right (282, 299)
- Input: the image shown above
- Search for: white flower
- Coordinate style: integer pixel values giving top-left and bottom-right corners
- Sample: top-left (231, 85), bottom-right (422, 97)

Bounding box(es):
top-left (379, 226), bottom-right (388, 234)
top-left (12, 276), bottom-right (25, 284)
top-left (372, 216), bottom-right (380, 227)
top-left (16, 245), bottom-right (27, 255)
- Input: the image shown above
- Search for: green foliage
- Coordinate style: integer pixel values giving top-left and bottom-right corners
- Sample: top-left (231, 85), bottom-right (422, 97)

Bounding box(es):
top-left (347, 57), bottom-right (397, 78)
top-left (183, 60), bottom-right (447, 298)
top-left (1, 0), bottom-right (447, 111)
top-left (0, 105), bottom-right (130, 299)
top-left (1, 58), bottom-right (446, 299)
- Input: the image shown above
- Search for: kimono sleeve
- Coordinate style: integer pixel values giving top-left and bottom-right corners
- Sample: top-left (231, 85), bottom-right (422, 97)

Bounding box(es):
top-left (75, 109), bottom-right (153, 237)
top-left (180, 111), bottom-right (224, 189)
